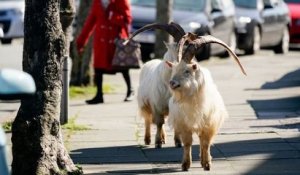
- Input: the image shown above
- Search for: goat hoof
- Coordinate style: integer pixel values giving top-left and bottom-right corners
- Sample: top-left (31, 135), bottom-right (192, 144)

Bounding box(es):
top-left (155, 143), bottom-right (162, 149)
top-left (182, 167), bottom-right (189, 171)
top-left (203, 163), bottom-right (211, 171)
top-left (144, 138), bottom-right (151, 145)
top-left (181, 163), bottom-right (190, 171)
top-left (175, 142), bottom-right (182, 148)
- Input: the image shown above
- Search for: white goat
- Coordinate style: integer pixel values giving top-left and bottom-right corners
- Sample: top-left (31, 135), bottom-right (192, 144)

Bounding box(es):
top-left (166, 33), bottom-right (246, 171)
top-left (128, 22), bottom-right (185, 148)
top-left (137, 43), bottom-right (181, 148)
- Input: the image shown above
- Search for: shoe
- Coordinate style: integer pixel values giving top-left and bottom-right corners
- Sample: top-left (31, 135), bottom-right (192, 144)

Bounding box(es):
top-left (124, 90), bottom-right (134, 102)
top-left (85, 97), bottom-right (104, 104)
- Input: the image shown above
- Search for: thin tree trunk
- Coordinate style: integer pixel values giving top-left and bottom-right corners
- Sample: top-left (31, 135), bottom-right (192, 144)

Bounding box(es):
top-left (11, 0), bottom-right (82, 174)
top-left (70, 1), bottom-right (93, 86)
top-left (154, 0), bottom-right (173, 58)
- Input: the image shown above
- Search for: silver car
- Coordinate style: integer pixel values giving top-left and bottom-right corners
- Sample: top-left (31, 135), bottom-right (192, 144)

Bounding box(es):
top-left (0, 0), bottom-right (24, 44)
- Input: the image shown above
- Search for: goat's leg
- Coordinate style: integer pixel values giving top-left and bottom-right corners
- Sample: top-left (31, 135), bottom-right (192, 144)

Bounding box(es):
top-left (161, 124), bottom-right (166, 144)
top-left (199, 129), bottom-right (216, 171)
top-left (154, 114), bottom-right (165, 148)
top-left (174, 128), bottom-right (182, 147)
top-left (181, 131), bottom-right (193, 171)
top-left (144, 113), bottom-right (152, 145)
top-left (155, 123), bottom-right (165, 148)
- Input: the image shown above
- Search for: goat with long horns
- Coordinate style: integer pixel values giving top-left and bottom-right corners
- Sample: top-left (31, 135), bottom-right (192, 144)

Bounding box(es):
top-left (130, 22), bottom-right (187, 148)
top-left (128, 22), bottom-right (246, 153)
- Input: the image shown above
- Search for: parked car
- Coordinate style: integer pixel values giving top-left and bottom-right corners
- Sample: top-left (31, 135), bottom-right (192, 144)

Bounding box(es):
top-left (233, 0), bottom-right (290, 55)
top-left (0, 0), bottom-right (24, 44)
top-left (0, 69), bottom-right (36, 175)
top-left (130, 0), bottom-right (236, 62)
top-left (284, 0), bottom-right (300, 46)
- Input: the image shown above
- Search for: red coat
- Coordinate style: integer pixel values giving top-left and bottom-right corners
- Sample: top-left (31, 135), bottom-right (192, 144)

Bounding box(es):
top-left (76, 0), bottom-right (132, 71)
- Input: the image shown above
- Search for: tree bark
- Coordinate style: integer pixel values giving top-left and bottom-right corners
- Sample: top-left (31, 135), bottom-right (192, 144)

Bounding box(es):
top-left (154, 0), bottom-right (173, 58)
top-left (11, 0), bottom-right (82, 174)
top-left (70, 1), bottom-right (93, 86)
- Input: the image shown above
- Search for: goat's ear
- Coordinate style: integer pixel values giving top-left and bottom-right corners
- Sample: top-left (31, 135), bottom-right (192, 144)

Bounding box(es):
top-left (192, 63), bottom-right (197, 70)
top-left (163, 41), bottom-right (170, 49)
top-left (165, 61), bottom-right (173, 68)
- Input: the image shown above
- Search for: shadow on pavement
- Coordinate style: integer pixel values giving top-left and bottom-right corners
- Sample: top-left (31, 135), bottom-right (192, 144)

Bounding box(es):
top-left (248, 96), bottom-right (300, 119)
top-left (242, 66), bottom-right (300, 173)
top-left (71, 136), bottom-right (300, 174)
top-left (0, 109), bottom-right (16, 112)
top-left (248, 68), bottom-right (300, 120)
top-left (70, 145), bottom-right (222, 164)
top-left (105, 167), bottom-right (180, 175)
top-left (261, 68), bottom-right (300, 89)
top-left (215, 136), bottom-right (300, 174)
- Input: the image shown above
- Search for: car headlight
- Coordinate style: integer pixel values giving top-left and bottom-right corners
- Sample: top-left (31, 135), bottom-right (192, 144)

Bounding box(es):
top-left (236, 16), bottom-right (251, 28)
top-left (180, 22), bottom-right (201, 33)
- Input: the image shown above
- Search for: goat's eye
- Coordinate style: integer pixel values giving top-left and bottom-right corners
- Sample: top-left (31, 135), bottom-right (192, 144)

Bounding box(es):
top-left (184, 70), bottom-right (190, 75)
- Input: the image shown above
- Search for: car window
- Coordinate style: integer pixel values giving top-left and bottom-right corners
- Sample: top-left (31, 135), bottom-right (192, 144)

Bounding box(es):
top-left (131, 0), bottom-right (155, 7)
top-left (174, 0), bottom-right (205, 11)
top-left (284, 0), bottom-right (300, 3)
top-left (233, 0), bottom-right (258, 8)
top-left (131, 0), bottom-right (206, 12)
top-left (264, 0), bottom-right (282, 7)
top-left (211, 0), bottom-right (223, 10)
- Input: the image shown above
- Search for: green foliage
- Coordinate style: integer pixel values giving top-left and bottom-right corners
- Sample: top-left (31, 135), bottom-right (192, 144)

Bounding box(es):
top-left (62, 115), bottom-right (91, 152)
top-left (2, 120), bottom-right (12, 133)
top-left (69, 84), bottom-right (115, 99)
top-left (62, 116), bottom-right (90, 131)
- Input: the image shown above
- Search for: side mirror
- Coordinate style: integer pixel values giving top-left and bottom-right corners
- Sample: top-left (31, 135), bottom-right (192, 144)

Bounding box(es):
top-left (264, 4), bottom-right (273, 9)
top-left (211, 8), bottom-right (222, 13)
top-left (0, 69), bottom-right (36, 100)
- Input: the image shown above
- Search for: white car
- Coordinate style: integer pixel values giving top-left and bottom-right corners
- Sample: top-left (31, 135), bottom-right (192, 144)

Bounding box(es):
top-left (0, 0), bottom-right (24, 44)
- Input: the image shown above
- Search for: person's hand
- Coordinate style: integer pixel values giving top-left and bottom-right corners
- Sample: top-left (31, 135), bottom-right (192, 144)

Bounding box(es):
top-left (76, 38), bottom-right (84, 56)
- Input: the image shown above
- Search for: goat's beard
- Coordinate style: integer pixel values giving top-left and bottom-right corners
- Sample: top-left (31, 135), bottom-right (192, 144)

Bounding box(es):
top-left (171, 79), bottom-right (202, 102)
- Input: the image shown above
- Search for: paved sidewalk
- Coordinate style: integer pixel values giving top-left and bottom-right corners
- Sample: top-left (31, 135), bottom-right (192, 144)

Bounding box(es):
top-left (67, 52), bottom-right (300, 175)
top-left (1, 51), bottom-right (300, 174)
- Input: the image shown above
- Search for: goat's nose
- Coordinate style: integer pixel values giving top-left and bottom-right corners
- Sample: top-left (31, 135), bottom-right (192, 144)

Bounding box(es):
top-left (169, 80), bottom-right (180, 89)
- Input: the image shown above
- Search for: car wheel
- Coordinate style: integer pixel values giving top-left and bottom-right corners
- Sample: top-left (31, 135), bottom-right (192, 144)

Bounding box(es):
top-left (220, 31), bottom-right (237, 58)
top-left (245, 26), bottom-right (260, 55)
top-left (1, 38), bottom-right (12, 44)
top-left (274, 26), bottom-right (289, 54)
top-left (195, 44), bottom-right (210, 61)
top-left (195, 32), bottom-right (210, 61)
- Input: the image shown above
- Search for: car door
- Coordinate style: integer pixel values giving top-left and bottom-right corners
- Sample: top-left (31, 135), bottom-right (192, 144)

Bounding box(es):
top-left (210, 0), bottom-right (235, 54)
top-left (260, 0), bottom-right (282, 46)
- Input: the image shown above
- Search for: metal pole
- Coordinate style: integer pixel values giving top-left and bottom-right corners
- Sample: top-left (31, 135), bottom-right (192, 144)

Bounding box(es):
top-left (59, 0), bottom-right (76, 124)
top-left (60, 56), bottom-right (71, 124)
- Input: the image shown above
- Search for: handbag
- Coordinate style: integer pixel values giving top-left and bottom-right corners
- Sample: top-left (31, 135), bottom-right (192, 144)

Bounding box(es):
top-left (112, 38), bottom-right (142, 69)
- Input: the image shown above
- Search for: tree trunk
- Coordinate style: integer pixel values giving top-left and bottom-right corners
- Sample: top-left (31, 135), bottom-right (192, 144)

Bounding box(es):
top-left (70, 1), bottom-right (93, 86)
top-left (154, 0), bottom-right (173, 58)
top-left (11, 0), bottom-right (82, 174)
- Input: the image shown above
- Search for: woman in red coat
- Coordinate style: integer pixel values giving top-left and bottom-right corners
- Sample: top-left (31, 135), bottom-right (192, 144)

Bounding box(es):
top-left (76, 0), bottom-right (134, 104)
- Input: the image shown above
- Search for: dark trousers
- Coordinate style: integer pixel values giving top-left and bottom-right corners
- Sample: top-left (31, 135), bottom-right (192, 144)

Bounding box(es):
top-left (93, 69), bottom-right (132, 99)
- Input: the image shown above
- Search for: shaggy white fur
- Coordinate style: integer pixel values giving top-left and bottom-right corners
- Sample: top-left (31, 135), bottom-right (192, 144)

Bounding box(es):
top-left (167, 60), bottom-right (228, 171)
top-left (137, 43), bottom-right (180, 148)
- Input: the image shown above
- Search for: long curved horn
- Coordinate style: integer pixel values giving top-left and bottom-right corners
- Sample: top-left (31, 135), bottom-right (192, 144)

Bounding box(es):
top-left (177, 32), bottom-right (198, 62)
top-left (169, 22), bottom-right (186, 39)
top-left (183, 35), bottom-right (247, 75)
top-left (125, 22), bottom-right (186, 44)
